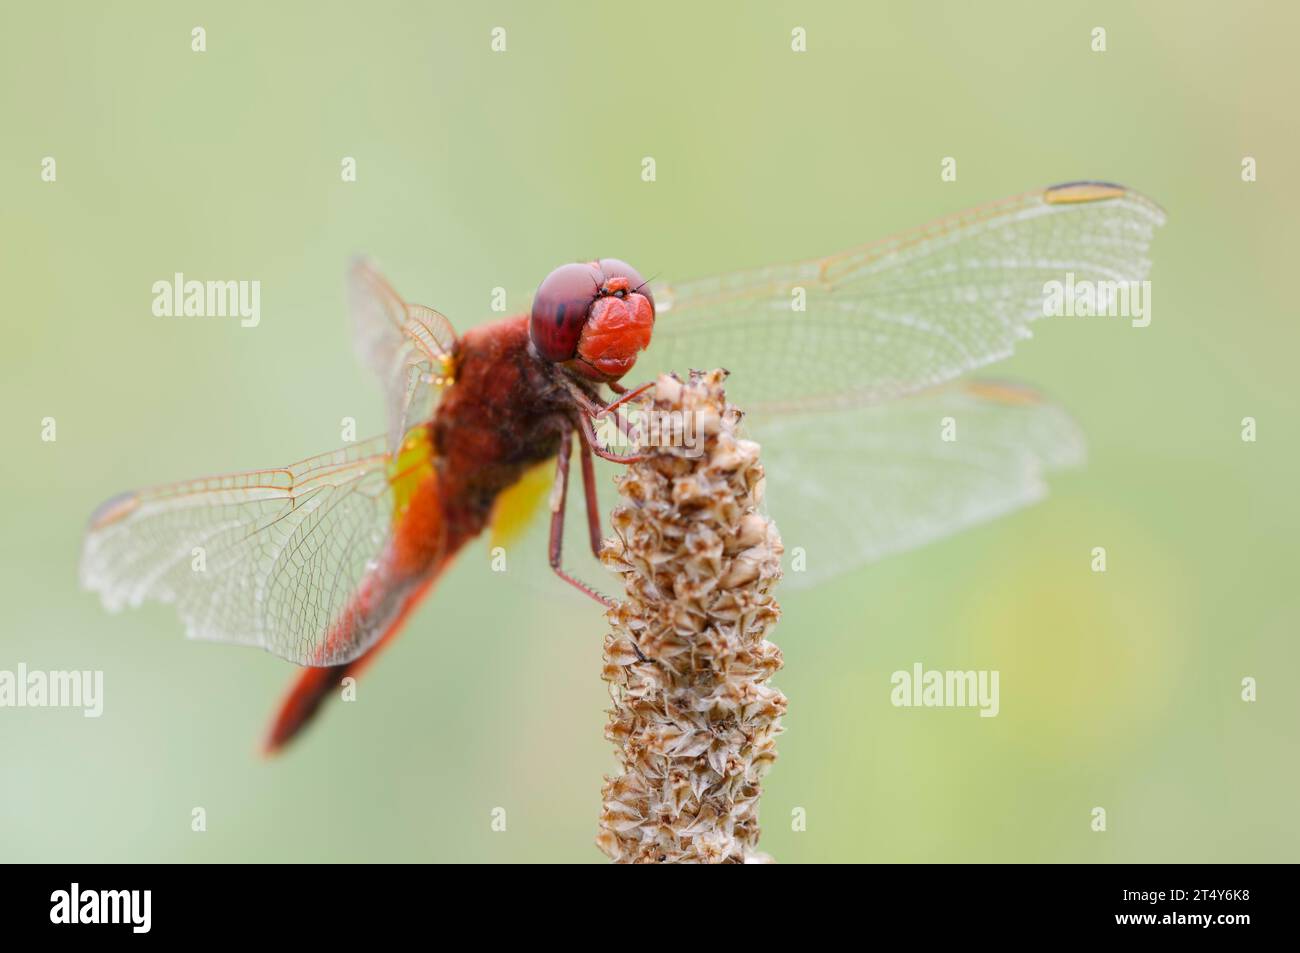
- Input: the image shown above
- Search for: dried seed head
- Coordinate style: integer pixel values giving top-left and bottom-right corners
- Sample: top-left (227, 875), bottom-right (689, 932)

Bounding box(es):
top-left (597, 369), bottom-right (786, 864)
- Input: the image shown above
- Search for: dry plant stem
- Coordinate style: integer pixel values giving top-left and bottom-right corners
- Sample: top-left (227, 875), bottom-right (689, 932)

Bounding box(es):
top-left (596, 369), bottom-right (786, 864)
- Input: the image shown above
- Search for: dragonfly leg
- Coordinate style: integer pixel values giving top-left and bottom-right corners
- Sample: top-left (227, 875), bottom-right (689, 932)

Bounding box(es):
top-left (577, 431), bottom-right (604, 558)
top-left (572, 419), bottom-right (649, 661)
top-left (550, 423), bottom-right (615, 607)
top-left (593, 380), bottom-right (656, 418)
top-left (576, 409), bottom-right (652, 465)
top-left (566, 378), bottom-right (654, 419)
top-left (564, 378), bottom-right (658, 461)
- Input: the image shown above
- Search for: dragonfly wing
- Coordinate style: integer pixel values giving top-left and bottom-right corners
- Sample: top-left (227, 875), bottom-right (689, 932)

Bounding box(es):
top-left (647, 182), bottom-right (1165, 414)
top-left (751, 380), bottom-right (1084, 589)
top-left (349, 257), bottom-right (457, 452)
top-left (79, 436), bottom-right (430, 666)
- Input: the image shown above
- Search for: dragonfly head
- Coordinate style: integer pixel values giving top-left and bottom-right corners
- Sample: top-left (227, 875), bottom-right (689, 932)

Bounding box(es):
top-left (529, 259), bottom-right (655, 383)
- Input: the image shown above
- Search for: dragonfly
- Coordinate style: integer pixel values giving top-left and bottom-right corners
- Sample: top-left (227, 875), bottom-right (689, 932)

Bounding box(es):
top-left (79, 181), bottom-right (1165, 753)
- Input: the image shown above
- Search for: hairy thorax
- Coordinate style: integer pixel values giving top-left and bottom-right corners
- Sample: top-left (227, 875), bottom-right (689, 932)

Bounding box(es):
top-left (430, 315), bottom-right (571, 539)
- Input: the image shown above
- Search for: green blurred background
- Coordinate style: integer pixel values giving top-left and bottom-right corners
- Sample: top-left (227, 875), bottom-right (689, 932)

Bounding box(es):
top-left (2, 1), bottom-right (1296, 862)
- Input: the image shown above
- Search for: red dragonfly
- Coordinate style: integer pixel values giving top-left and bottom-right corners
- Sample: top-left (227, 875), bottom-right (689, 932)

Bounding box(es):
top-left (80, 182), bottom-right (1164, 753)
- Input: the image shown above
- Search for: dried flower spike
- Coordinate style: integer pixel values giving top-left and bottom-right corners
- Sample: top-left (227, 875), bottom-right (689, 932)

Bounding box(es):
top-left (596, 369), bottom-right (786, 864)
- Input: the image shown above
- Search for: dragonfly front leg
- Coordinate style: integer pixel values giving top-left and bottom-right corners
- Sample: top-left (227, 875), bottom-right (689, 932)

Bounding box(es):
top-left (593, 380), bottom-right (656, 418)
top-left (577, 409), bottom-right (652, 465)
top-left (564, 379), bottom-right (656, 463)
top-left (549, 421), bottom-right (615, 607)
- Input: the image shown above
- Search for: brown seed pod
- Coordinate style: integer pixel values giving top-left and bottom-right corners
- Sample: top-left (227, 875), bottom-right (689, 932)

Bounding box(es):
top-left (597, 369), bottom-right (786, 864)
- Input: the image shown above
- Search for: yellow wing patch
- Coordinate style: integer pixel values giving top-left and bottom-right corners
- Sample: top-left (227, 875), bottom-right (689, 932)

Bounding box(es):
top-left (489, 459), bottom-right (554, 550)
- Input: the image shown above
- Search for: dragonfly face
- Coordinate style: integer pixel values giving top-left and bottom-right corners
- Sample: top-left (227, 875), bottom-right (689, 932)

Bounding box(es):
top-left (528, 258), bottom-right (655, 382)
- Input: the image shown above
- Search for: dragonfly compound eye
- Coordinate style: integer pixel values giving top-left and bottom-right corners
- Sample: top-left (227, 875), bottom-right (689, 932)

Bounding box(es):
top-left (530, 262), bottom-right (603, 364)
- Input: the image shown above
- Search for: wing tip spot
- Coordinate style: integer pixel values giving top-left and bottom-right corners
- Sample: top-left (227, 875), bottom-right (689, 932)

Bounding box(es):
top-left (88, 492), bottom-right (140, 530)
top-left (1043, 181), bottom-right (1128, 205)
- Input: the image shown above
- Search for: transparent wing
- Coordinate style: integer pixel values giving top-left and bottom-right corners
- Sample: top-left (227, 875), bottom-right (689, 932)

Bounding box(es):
top-left (647, 182), bottom-right (1165, 414)
top-left (349, 257), bottom-right (457, 451)
top-left (751, 380), bottom-right (1085, 588)
top-left (79, 437), bottom-right (422, 666)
